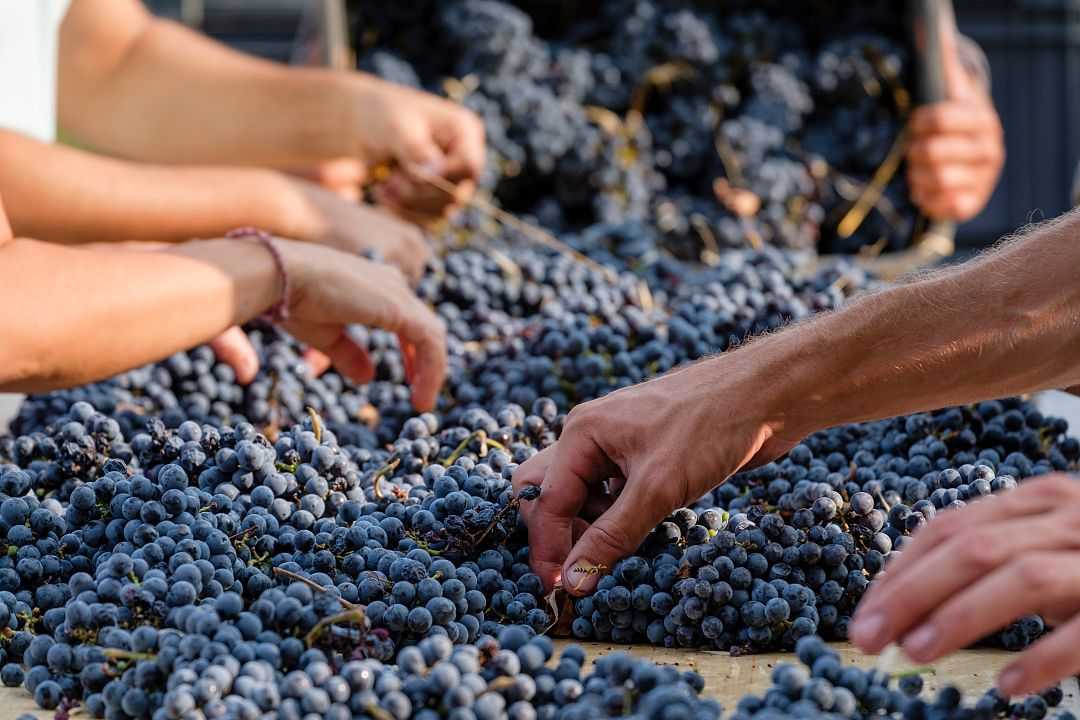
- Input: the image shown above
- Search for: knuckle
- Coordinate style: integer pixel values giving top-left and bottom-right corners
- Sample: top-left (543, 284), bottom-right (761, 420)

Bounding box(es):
top-left (563, 402), bottom-right (597, 433)
top-left (1033, 474), bottom-right (1078, 502)
top-left (962, 531), bottom-right (1004, 571)
top-left (587, 518), bottom-right (636, 559)
top-left (385, 265), bottom-right (408, 286)
top-left (1016, 556), bottom-right (1060, 593)
top-left (930, 167), bottom-right (952, 188)
top-left (923, 139), bottom-right (948, 166)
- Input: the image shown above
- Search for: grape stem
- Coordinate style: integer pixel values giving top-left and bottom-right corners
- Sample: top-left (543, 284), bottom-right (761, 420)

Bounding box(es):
top-left (272, 566), bottom-right (359, 609)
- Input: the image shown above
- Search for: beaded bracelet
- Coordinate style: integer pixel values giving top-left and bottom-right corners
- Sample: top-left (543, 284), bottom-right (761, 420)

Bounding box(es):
top-left (225, 227), bottom-right (290, 323)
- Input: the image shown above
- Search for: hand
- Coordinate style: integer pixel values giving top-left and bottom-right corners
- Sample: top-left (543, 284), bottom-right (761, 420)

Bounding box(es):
top-left (907, 14), bottom-right (1003, 222)
top-left (850, 474), bottom-right (1080, 696)
top-left (512, 356), bottom-right (799, 595)
top-left (349, 75), bottom-right (485, 223)
top-left (207, 326), bottom-right (330, 385)
top-left (288, 176), bottom-right (431, 282)
top-left (287, 157), bottom-right (366, 203)
top-left (273, 239), bottom-right (448, 411)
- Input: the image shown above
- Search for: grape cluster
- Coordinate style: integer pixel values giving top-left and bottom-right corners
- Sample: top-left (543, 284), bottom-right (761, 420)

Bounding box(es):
top-left (566, 396), bottom-right (1075, 653)
top-left (12, 235), bottom-right (873, 447)
top-left (0, 393), bottom-right (732, 718)
top-left (350, 0), bottom-right (918, 255)
top-left (731, 635), bottom-right (1074, 720)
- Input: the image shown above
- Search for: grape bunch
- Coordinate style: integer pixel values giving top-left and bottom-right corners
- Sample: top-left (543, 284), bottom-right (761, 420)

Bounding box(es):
top-left (730, 635), bottom-right (1074, 720)
top-left (350, 0), bottom-right (919, 256)
top-left (2, 334), bottom-right (1079, 720)
top-left (11, 235), bottom-right (873, 448)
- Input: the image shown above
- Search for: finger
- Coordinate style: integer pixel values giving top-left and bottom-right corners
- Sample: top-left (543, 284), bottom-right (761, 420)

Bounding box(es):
top-left (855, 477), bottom-right (1061, 624)
top-left (572, 518), bottom-right (589, 544)
top-left (908, 135), bottom-right (999, 168)
top-left (562, 482), bottom-right (664, 596)
top-left (395, 128), bottom-right (444, 178)
top-left (387, 171), bottom-right (460, 220)
top-left (853, 477), bottom-right (1080, 649)
top-left (319, 332), bottom-right (375, 385)
top-left (209, 327), bottom-right (260, 384)
top-left (909, 102), bottom-right (1000, 138)
top-left (907, 164), bottom-right (981, 195)
top-left (527, 422), bottom-right (621, 592)
top-left (898, 550), bottom-right (1080, 663)
top-left (399, 336), bottom-right (417, 386)
top-left (910, 188), bottom-right (986, 223)
top-left (998, 610), bottom-right (1080, 696)
top-left (512, 446), bottom-right (553, 496)
top-left (439, 113), bottom-right (486, 183)
top-left (371, 183), bottom-right (435, 231)
top-left (302, 348), bottom-right (332, 377)
top-left (393, 304), bottom-right (447, 413)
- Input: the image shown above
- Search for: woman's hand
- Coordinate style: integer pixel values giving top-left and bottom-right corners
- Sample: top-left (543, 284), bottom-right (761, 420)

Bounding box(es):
top-left (851, 474), bottom-right (1080, 696)
top-left (348, 75), bottom-right (485, 223)
top-left (287, 177), bottom-right (431, 282)
top-left (272, 239), bottom-right (447, 411)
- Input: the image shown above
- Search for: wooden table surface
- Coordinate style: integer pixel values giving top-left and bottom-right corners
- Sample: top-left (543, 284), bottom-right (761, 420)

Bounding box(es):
top-left (0, 643), bottom-right (1074, 718)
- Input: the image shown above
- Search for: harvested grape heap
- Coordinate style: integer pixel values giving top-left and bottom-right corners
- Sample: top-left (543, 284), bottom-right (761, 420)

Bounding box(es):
top-left (351, 0), bottom-right (919, 255)
top-left (0, 2), bottom-right (1075, 718)
top-left (3, 225), bottom-right (1078, 719)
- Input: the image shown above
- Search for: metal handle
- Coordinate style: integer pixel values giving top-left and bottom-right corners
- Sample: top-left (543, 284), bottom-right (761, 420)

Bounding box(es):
top-left (911, 0), bottom-right (958, 246)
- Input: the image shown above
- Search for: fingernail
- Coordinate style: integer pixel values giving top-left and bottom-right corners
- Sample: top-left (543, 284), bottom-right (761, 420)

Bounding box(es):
top-left (902, 624), bottom-right (938, 661)
top-left (998, 666), bottom-right (1025, 695)
top-left (563, 561), bottom-right (600, 595)
top-left (850, 611), bottom-right (888, 648)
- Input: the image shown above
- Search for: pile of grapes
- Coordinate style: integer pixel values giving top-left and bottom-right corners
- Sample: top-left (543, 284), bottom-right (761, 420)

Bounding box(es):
top-left (351, 0), bottom-right (920, 255)
top-left (2, 226), bottom-right (1078, 718)
top-left (0, 2), bottom-right (1074, 718)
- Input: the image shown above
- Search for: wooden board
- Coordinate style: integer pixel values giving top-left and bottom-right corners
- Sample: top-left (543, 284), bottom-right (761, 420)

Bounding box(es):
top-left (1, 644), bottom-right (1075, 718)
top-left (553, 642), bottom-right (1080, 712)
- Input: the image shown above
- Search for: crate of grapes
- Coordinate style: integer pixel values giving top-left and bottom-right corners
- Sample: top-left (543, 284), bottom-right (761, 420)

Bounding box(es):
top-left (345, 0), bottom-right (961, 281)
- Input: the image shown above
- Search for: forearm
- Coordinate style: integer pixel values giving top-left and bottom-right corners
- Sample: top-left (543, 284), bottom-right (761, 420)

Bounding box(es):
top-left (0, 237), bottom-right (278, 391)
top-left (0, 130), bottom-right (314, 244)
top-left (751, 212), bottom-right (1080, 437)
top-left (59, 4), bottom-right (359, 166)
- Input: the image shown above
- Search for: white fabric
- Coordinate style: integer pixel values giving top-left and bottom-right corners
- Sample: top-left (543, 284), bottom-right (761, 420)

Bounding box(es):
top-left (0, 0), bottom-right (72, 142)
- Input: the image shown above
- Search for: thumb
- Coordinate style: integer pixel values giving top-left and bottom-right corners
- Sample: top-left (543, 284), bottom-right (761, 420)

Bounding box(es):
top-left (561, 483), bottom-right (659, 596)
top-left (209, 327), bottom-right (260, 384)
top-left (395, 126), bottom-right (446, 178)
top-left (936, 1), bottom-right (973, 100)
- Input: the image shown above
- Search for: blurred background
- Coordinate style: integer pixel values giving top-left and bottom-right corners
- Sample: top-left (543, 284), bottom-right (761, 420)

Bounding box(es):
top-left (141, 0), bottom-right (1080, 252)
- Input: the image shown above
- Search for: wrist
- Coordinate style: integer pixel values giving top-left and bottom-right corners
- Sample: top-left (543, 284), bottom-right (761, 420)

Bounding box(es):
top-left (335, 72), bottom-right (384, 161)
top-left (261, 173), bottom-right (330, 244)
top-left (728, 327), bottom-right (838, 444)
top-left (166, 237), bottom-right (284, 325)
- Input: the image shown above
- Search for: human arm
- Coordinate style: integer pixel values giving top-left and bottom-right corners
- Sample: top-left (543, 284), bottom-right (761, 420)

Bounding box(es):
top-left (514, 208), bottom-right (1080, 596)
top-left (905, 11), bottom-right (1003, 221)
top-left (57, 0), bottom-right (484, 220)
top-left (0, 129), bottom-right (431, 280)
top-left (0, 227), bottom-right (446, 407)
